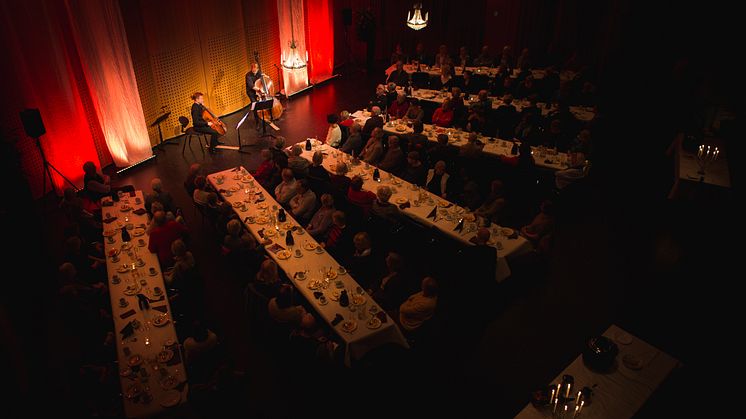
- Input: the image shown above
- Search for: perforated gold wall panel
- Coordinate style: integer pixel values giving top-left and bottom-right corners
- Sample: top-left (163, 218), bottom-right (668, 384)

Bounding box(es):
top-left (120, 0), bottom-right (281, 146)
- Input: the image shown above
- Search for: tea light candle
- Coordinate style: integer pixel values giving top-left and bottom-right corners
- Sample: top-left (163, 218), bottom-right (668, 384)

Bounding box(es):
top-left (549, 388), bottom-right (555, 404)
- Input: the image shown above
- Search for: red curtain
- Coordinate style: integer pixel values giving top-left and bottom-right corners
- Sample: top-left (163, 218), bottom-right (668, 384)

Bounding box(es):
top-left (0, 0), bottom-right (105, 198)
top-left (304, 0), bottom-right (334, 84)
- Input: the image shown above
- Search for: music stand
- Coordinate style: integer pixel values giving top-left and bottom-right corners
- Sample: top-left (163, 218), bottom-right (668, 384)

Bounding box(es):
top-left (253, 99), bottom-right (277, 140)
top-left (150, 111), bottom-right (172, 150)
top-left (235, 110), bottom-right (254, 154)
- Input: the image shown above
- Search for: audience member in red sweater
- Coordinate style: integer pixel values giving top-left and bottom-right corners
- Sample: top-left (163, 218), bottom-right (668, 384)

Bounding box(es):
top-left (339, 110), bottom-right (355, 128)
top-left (346, 176), bottom-right (377, 216)
top-left (252, 149), bottom-right (276, 186)
top-left (388, 93), bottom-right (410, 119)
top-left (148, 211), bottom-right (188, 268)
top-left (431, 99), bottom-right (455, 127)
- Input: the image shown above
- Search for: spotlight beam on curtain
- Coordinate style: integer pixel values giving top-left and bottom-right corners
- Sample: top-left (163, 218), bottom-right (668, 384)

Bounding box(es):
top-left (65, 0), bottom-right (152, 167)
top-left (277, 0), bottom-right (309, 96)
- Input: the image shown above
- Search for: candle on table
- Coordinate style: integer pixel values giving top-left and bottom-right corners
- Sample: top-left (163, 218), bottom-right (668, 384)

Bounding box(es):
top-left (549, 388), bottom-right (555, 404)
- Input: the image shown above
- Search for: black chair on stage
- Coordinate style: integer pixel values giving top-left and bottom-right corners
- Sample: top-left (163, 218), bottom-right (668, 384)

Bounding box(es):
top-left (178, 116), bottom-right (207, 155)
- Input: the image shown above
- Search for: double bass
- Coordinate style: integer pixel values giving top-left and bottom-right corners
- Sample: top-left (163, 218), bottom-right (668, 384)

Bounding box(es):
top-left (202, 106), bottom-right (227, 135)
top-left (252, 51), bottom-right (284, 121)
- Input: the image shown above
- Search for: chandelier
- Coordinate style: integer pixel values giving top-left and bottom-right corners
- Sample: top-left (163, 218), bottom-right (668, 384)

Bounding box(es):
top-left (406, 3), bottom-right (428, 30)
top-left (282, 1), bottom-right (307, 69)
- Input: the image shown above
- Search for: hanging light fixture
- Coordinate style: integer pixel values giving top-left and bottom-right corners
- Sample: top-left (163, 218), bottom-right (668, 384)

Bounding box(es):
top-left (406, 3), bottom-right (428, 31)
top-left (282, 1), bottom-right (307, 70)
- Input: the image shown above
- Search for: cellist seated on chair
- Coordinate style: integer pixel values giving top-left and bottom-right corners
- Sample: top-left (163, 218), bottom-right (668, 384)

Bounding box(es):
top-left (191, 92), bottom-right (221, 153)
top-left (245, 62), bottom-right (263, 128)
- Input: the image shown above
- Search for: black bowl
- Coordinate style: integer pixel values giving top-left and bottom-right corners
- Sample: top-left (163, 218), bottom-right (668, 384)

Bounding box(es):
top-left (582, 335), bottom-right (619, 373)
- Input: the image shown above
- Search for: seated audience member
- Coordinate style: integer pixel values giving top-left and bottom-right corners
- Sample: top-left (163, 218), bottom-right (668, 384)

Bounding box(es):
top-left (475, 180), bottom-right (507, 222)
top-left (542, 119), bottom-right (571, 151)
top-left (431, 65), bottom-right (454, 91)
top-left (340, 123), bottom-right (363, 155)
top-left (184, 163), bottom-right (201, 195)
top-left (450, 87), bottom-right (467, 127)
top-left (465, 105), bottom-right (487, 134)
top-left (268, 284), bottom-right (309, 326)
top-left (460, 132), bottom-right (484, 159)
top-left (329, 162), bottom-right (351, 198)
top-left (406, 121), bottom-right (428, 154)
top-left (434, 44), bottom-right (453, 68)
top-left (425, 161), bottom-right (452, 199)
top-left (307, 150), bottom-right (330, 192)
top-left (457, 167), bottom-right (482, 210)
top-left (146, 201), bottom-right (178, 234)
top-left (427, 134), bottom-right (457, 169)
top-left (495, 94), bottom-right (518, 139)
top-left (388, 92), bottom-right (410, 119)
top-left (401, 151), bottom-right (427, 186)
top-left (411, 42), bottom-right (431, 66)
top-left (403, 99), bottom-right (425, 123)
top-left (270, 136), bottom-right (289, 169)
top-left (63, 235), bottom-right (104, 283)
top-left (516, 47), bottom-right (531, 70)
top-left (371, 186), bottom-right (401, 223)
top-left (387, 60), bottom-right (409, 86)
top-left (253, 149), bottom-right (277, 187)
top-left (338, 110), bottom-right (354, 129)
top-left (431, 99), bottom-right (455, 127)
top-left (82, 161), bottom-right (111, 202)
top-left (325, 114), bottom-right (342, 147)
top-left (289, 179), bottom-right (317, 223)
top-left (165, 239), bottom-right (197, 289)
top-left (399, 277), bottom-right (439, 332)
top-left (369, 86), bottom-right (387, 112)
top-left (148, 210), bottom-right (188, 268)
top-left (391, 43), bottom-right (407, 65)
top-left (372, 252), bottom-right (412, 311)
top-left (274, 168), bottom-right (298, 205)
top-left (459, 70), bottom-right (481, 95)
top-left (385, 82), bottom-right (398, 107)
top-left (514, 76), bottom-right (538, 99)
top-left (183, 320), bottom-right (218, 364)
top-left (362, 106), bottom-right (384, 140)
top-left (223, 219), bottom-right (254, 253)
top-left (520, 200), bottom-right (556, 246)
top-left (378, 136), bottom-right (405, 173)
top-left (60, 188), bottom-right (97, 235)
top-left (306, 194), bottom-right (335, 239)
top-left (254, 259), bottom-right (283, 299)
top-left (473, 45), bottom-right (493, 67)
top-left (205, 193), bottom-right (232, 234)
top-left (476, 89), bottom-right (493, 114)
top-left (360, 128), bottom-right (385, 165)
top-left (347, 232), bottom-right (383, 289)
top-left (322, 211), bottom-right (353, 260)
top-left (498, 45), bottom-right (514, 68)
top-left (347, 176), bottom-right (377, 215)
top-left (145, 178), bottom-right (174, 214)
top-left (456, 46), bottom-right (471, 68)
top-left (287, 145), bottom-right (310, 178)
top-left (192, 176), bottom-right (211, 205)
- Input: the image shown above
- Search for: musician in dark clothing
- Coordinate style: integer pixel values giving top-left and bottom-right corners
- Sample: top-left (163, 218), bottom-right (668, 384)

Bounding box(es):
top-left (245, 63), bottom-right (263, 127)
top-left (191, 92), bottom-right (220, 153)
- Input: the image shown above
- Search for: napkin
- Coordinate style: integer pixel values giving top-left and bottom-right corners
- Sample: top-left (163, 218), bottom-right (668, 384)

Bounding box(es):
top-left (331, 314), bottom-right (344, 326)
top-left (313, 291), bottom-right (323, 299)
top-left (132, 208), bottom-right (147, 216)
top-left (119, 309), bottom-right (136, 319)
top-left (426, 206), bottom-right (437, 220)
top-left (266, 243), bottom-right (286, 254)
top-left (152, 305), bottom-right (168, 313)
top-left (103, 216), bottom-right (118, 224)
top-left (257, 228), bottom-right (265, 238)
top-left (120, 321), bottom-right (134, 338)
top-left (398, 202), bottom-right (411, 209)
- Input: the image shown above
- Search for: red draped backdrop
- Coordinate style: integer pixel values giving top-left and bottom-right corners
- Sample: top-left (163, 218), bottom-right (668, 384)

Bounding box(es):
top-left (303, 0), bottom-right (335, 84)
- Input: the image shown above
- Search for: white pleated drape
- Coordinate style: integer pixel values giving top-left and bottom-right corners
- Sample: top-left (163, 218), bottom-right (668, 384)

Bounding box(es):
top-left (65, 0), bottom-right (152, 167)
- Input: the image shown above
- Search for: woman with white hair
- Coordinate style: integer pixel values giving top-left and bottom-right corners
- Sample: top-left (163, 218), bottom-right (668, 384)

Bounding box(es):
top-left (425, 161), bottom-right (451, 199)
top-left (306, 193), bottom-right (335, 239)
top-left (145, 177), bottom-right (174, 214)
top-left (287, 145), bottom-right (309, 178)
top-left (371, 185), bottom-right (401, 223)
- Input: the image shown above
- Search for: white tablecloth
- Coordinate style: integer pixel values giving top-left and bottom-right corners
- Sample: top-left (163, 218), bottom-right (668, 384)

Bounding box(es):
top-left (300, 142), bottom-right (533, 282)
top-left (514, 325), bottom-right (680, 419)
top-left (102, 191), bottom-right (188, 417)
top-left (386, 64), bottom-right (577, 83)
top-left (351, 110), bottom-right (571, 171)
top-left (207, 168), bottom-right (408, 366)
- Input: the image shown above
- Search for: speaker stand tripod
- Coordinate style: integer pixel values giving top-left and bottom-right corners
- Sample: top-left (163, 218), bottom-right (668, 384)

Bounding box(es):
top-left (36, 136), bottom-right (78, 199)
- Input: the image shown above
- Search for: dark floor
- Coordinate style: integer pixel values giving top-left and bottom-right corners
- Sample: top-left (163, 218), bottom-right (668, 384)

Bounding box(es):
top-left (11, 64), bottom-right (736, 418)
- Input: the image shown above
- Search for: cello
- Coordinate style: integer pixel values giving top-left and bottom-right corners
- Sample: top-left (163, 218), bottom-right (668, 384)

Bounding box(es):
top-left (202, 106), bottom-right (227, 135)
top-left (252, 51), bottom-right (284, 122)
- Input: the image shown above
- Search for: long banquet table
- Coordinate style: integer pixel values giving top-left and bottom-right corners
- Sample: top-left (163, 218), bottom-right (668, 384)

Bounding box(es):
top-left (207, 167), bottom-right (408, 366)
top-left (299, 141), bottom-right (532, 282)
top-left (514, 324), bottom-right (680, 419)
top-left (102, 191), bottom-right (188, 417)
top-left (385, 63), bottom-right (577, 83)
top-left (352, 110), bottom-right (572, 171)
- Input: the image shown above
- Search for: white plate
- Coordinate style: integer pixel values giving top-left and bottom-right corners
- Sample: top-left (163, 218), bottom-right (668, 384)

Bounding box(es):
top-left (152, 315), bottom-right (170, 327)
top-left (341, 320), bottom-right (358, 333)
top-left (366, 317), bottom-right (382, 329)
top-left (132, 228), bottom-right (146, 237)
top-left (395, 197), bottom-right (408, 204)
top-left (615, 332), bottom-right (633, 345)
top-left (157, 349), bottom-right (174, 363)
top-left (276, 250), bottom-right (291, 260)
top-left (501, 228), bottom-right (514, 236)
top-left (159, 390), bottom-right (181, 408)
top-left (303, 242), bottom-right (318, 251)
top-left (318, 298), bottom-right (328, 306)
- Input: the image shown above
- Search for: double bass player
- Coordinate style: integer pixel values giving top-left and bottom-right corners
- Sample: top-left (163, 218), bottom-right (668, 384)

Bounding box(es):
top-left (245, 62), bottom-right (262, 129)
